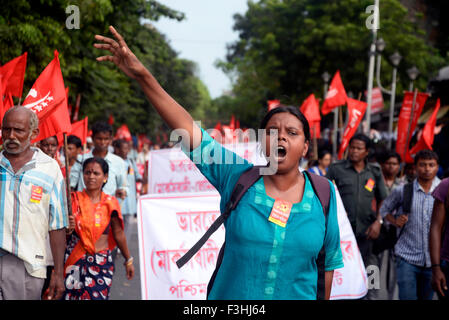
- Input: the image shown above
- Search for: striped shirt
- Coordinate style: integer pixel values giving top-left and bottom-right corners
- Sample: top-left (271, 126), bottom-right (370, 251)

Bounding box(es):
top-left (0, 148), bottom-right (68, 278)
top-left (379, 177), bottom-right (440, 267)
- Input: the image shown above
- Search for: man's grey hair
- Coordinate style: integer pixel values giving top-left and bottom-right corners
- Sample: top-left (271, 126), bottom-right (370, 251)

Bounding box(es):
top-left (3, 106), bottom-right (39, 132)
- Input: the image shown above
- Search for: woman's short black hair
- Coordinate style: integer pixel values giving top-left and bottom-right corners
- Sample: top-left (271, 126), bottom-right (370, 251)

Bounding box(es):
top-left (83, 157), bottom-right (109, 176)
top-left (259, 105), bottom-right (311, 143)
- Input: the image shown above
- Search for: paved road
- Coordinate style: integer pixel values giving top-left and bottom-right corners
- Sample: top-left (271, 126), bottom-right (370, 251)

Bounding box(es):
top-left (109, 215), bottom-right (141, 300)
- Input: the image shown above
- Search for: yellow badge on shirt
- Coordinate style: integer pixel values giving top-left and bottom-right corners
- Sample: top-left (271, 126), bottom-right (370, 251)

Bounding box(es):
top-left (365, 178), bottom-right (375, 192)
top-left (30, 185), bottom-right (43, 203)
top-left (268, 199), bottom-right (293, 228)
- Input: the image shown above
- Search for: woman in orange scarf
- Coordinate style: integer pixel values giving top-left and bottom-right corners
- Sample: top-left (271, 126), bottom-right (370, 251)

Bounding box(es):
top-left (63, 157), bottom-right (134, 300)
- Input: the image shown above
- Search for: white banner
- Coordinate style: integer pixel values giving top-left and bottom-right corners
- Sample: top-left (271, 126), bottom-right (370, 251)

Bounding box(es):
top-left (137, 192), bottom-right (224, 300)
top-left (146, 142), bottom-right (266, 196)
top-left (329, 187), bottom-right (368, 299)
top-left (137, 141), bottom-right (367, 300)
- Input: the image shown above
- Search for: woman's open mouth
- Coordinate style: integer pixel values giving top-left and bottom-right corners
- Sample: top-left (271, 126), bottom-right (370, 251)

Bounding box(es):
top-left (274, 145), bottom-right (287, 161)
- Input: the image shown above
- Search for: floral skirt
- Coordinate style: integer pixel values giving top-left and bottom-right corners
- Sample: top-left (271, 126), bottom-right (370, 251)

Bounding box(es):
top-left (63, 233), bottom-right (115, 300)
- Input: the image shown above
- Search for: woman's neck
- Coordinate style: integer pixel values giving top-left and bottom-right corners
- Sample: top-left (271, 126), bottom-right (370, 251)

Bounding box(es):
top-left (85, 189), bottom-right (102, 203)
top-left (265, 168), bottom-right (302, 191)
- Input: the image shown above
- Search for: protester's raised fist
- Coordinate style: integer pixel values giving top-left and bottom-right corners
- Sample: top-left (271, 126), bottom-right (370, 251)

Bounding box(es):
top-left (94, 26), bottom-right (148, 80)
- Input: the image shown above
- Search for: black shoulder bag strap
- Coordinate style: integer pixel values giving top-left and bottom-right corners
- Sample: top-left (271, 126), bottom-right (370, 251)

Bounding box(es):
top-left (176, 165), bottom-right (264, 269)
top-left (397, 181), bottom-right (414, 240)
top-left (304, 171), bottom-right (331, 300)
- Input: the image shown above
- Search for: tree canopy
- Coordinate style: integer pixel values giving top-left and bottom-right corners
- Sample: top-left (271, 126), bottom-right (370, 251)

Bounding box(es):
top-left (0, 0), bottom-right (212, 139)
top-left (217, 0), bottom-right (448, 128)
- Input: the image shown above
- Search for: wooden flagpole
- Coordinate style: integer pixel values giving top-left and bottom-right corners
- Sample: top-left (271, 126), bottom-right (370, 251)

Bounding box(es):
top-left (63, 132), bottom-right (73, 217)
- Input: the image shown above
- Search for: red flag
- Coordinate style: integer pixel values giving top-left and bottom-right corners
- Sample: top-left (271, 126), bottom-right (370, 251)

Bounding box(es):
top-left (0, 77), bottom-right (4, 123)
top-left (26, 51), bottom-right (72, 143)
top-left (72, 93), bottom-right (81, 122)
top-left (210, 121), bottom-right (222, 141)
top-left (69, 117), bottom-right (89, 145)
top-left (267, 100), bottom-right (281, 111)
top-left (222, 124), bottom-right (235, 144)
top-left (4, 91), bottom-right (14, 109)
top-left (138, 133), bottom-right (151, 152)
top-left (409, 99), bottom-right (441, 155)
top-left (22, 51), bottom-right (67, 122)
top-left (396, 91), bottom-right (429, 163)
top-left (108, 114), bottom-right (114, 125)
top-left (115, 124), bottom-right (132, 141)
top-left (0, 52), bottom-right (27, 98)
top-left (300, 94), bottom-right (321, 139)
top-left (321, 71), bottom-right (348, 115)
top-left (230, 115), bottom-right (236, 131)
top-left (338, 98), bottom-right (367, 159)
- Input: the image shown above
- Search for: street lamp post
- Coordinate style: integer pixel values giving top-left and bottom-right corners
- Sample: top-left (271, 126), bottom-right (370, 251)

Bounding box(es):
top-left (407, 66), bottom-right (420, 92)
top-left (365, 0), bottom-right (380, 135)
top-left (375, 37), bottom-right (402, 149)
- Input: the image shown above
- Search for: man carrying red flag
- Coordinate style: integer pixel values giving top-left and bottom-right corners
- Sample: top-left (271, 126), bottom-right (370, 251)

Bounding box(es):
top-left (321, 70), bottom-right (348, 115)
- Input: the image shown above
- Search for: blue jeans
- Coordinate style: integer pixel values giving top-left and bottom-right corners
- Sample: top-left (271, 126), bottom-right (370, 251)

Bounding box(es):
top-left (396, 256), bottom-right (434, 300)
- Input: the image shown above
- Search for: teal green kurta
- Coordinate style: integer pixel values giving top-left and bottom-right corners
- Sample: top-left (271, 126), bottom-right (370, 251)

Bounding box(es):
top-left (184, 129), bottom-right (343, 300)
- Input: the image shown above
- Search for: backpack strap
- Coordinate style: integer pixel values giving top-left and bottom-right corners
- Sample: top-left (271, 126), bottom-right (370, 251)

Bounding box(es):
top-left (304, 171), bottom-right (331, 300)
top-left (393, 182), bottom-right (414, 243)
top-left (176, 165), bottom-right (264, 269)
top-left (402, 182), bottom-right (414, 215)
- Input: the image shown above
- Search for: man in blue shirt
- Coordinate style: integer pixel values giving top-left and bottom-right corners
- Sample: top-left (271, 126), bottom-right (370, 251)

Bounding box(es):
top-left (380, 149), bottom-right (440, 300)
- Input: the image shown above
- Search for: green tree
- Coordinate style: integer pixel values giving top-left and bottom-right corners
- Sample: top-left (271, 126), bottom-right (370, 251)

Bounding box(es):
top-left (218, 0), bottom-right (448, 128)
top-left (0, 0), bottom-right (213, 140)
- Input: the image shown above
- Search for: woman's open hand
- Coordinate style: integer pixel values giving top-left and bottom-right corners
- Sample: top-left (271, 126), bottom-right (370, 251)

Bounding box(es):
top-left (94, 26), bottom-right (148, 80)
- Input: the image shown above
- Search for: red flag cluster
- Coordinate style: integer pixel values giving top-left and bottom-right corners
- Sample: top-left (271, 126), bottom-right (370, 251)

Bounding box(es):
top-left (211, 115), bottom-right (246, 144)
top-left (115, 124), bottom-right (132, 142)
top-left (0, 51), bottom-right (77, 145)
top-left (395, 91), bottom-right (431, 163)
top-left (409, 99), bottom-right (440, 156)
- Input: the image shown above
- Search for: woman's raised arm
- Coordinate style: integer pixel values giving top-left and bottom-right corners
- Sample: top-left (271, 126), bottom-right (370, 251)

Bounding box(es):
top-left (94, 26), bottom-right (202, 150)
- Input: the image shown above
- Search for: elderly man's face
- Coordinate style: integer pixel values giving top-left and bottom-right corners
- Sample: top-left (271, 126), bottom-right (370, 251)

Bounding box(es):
top-left (1, 109), bottom-right (37, 155)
